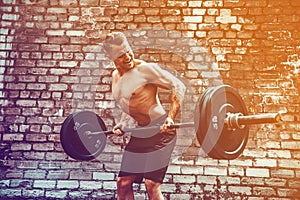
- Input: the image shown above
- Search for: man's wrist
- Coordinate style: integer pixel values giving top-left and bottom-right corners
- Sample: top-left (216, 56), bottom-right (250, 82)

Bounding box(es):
top-left (166, 116), bottom-right (174, 123)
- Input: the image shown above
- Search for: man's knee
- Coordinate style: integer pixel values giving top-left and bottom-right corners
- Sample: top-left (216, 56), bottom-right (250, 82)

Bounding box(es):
top-left (145, 179), bottom-right (160, 191)
top-left (117, 176), bottom-right (135, 189)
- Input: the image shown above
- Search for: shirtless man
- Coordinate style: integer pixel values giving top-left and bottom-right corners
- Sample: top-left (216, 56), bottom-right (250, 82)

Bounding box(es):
top-left (103, 32), bottom-right (186, 200)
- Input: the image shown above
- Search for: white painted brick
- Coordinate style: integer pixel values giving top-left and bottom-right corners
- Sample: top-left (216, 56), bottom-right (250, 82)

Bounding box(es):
top-left (103, 181), bottom-right (117, 190)
top-left (166, 165), bottom-right (181, 174)
top-left (254, 159), bottom-right (277, 167)
top-left (253, 186), bottom-right (276, 196)
top-left (197, 175), bottom-right (217, 184)
top-left (57, 180), bottom-right (79, 189)
top-left (160, 183), bottom-right (176, 193)
top-left (16, 161), bottom-right (39, 169)
top-left (271, 169), bottom-right (295, 178)
top-left (45, 190), bottom-right (68, 199)
top-left (47, 170), bottom-right (69, 179)
top-left (265, 141), bottom-right (281, 149)
top-left (0, 189), bottom-right (22, 197)
top-left (230, 159), bottom-right (253, 166)
top-left (59, 61), bottom-right (78, 68)
top-left (267, 150), bottom-right (291, 158)
top-left (180, 184), bottom-right (202, 193)
top-left (46, 30), bottom-right (65, 36)
top-left (229, 167), bottom-right (245, 176)
top-left (228, 186), bottom-right (252, 195)
top-left (22, 189), bottom-right (45, 198)
top-left (24, 170), bottom-right (46, 179)
top-left (33, 180), bottom-right (56, 189)
top-left (2, 13), bottom-right (19, 20)
top-left (66, 30), bottom-right (85, 36)
top-left (241, 177), bottom-right (264, 186)
top-left (93, 172), bottom-right (115, 180)
top-left (188, 1), bottom-right (202, 7)
top-left (204, 167), bottom-right (227, 176)
top-left (183, 16), bottom-right (203, 23)
top-left (80, 181), bottom-right (102, 190)
top-left (242, 149), bottom-right (267, 158)
top-left (265, 178), bottom-right (286, 187)
top-left (219, 176), bottom-right (241, 185)
top-left (68, 190), bottom-right (90, 199)
top-left (181, 166), bottom-right (203, 175)
top-left (173, 175), bottom-right (196, 183)
top-left (246, 168), bottom-right (270, 177)
top-left (195, 157), bottom-right (219, 165)
top-left (170, 194), bottom-right (192, 199)
top-left (216, 16), bottom-right (236, 24)
top-left (193, 9), bottom-right (206, 15)
top-left (47, 8), bottom-right (66, 13)
top-left (69, 15), bottom-right (79, 21)
top-left (278, 159), bottom-right (300, 169)
top-left (0, 180), bottom-right (10, 187)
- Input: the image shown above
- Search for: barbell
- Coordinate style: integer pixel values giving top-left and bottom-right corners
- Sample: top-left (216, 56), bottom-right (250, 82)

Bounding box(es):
top-left (60, 85), bottom-right (281, 161)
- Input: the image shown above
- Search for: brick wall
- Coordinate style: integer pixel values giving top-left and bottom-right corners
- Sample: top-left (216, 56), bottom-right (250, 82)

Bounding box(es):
top-left (1, 0), bottom-right (300, 199)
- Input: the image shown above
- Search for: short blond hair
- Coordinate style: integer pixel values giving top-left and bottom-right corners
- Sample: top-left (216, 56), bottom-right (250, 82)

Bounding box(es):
top-left (103, 32), bottom-right (132, 61)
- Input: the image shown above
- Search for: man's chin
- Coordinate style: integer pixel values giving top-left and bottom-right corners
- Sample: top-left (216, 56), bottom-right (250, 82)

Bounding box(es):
top-left (125, 61), bottom-right (134, 69)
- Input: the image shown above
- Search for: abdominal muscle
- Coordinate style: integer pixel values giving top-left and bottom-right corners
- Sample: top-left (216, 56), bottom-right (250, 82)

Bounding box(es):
top-left (119, 84), bottom-right (167, 126)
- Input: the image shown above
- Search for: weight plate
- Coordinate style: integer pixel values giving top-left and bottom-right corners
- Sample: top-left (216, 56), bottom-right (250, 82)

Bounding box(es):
top-left (196, 85), bottom-right (249, 160)
top-left (195, 86), bottom-right (216, 154)
top-left (60, 111), bottom-right (107, 161)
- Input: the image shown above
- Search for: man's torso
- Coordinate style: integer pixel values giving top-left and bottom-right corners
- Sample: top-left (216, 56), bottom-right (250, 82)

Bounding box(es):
top-left (112, 61), bottom-right (166, 126)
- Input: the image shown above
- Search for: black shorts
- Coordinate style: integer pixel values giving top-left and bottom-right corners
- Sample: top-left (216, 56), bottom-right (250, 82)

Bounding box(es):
top-left (118, 115), bottom-right (176, 184)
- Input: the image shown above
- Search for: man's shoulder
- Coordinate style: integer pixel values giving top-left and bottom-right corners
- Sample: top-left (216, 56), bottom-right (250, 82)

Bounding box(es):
top-left (112, 69), bottom-right (119, 77)
top-left (112, 69), bottom-right (120, 82)
top-left (136, 60), bottom-right (161, 71)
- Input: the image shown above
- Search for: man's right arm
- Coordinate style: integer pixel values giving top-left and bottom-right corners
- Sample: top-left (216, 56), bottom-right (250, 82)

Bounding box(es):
top-left (113, 111), bottom-right (131, 136)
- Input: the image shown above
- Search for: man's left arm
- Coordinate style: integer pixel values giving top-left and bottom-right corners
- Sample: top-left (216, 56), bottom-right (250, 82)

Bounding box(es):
top-left (146, 64), bottom-right (186, 129)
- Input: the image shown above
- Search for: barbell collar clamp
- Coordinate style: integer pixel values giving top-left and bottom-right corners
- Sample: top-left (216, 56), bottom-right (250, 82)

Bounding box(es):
top-left (225, 112), bottom-right (281, 130)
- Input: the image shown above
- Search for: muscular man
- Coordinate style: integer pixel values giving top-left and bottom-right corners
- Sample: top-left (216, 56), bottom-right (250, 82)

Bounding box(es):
top-left (103, 32), bottom-right (186, 200)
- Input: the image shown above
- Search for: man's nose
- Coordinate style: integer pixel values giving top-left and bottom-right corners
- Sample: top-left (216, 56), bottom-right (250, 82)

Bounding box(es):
top-left (123, 53), bottom-right (131, 60)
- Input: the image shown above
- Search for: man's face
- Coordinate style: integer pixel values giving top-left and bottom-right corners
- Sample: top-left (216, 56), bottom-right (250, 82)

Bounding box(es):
top-left (114, 51), bottom-right (135, 71)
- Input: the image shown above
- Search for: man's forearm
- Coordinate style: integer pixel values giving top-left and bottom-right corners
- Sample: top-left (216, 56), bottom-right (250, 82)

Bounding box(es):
top-left (168, 81), bottom-right (186, 120)
top-left (119, 112), bottom-right (131, 125)
top-left (167, 93), bottom-right (181, 120)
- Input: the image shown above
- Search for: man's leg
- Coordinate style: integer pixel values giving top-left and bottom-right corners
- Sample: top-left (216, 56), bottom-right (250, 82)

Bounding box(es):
top-left (117, 176), bottom-right (136, 200)
top-left (145, 179), bottom-right (164, 200)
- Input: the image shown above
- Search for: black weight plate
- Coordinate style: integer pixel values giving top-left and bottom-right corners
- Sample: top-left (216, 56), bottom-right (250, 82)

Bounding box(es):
top-left (196, 85), bottom-right (249, 160)
top-left (195, 86), bottom-right (217, 154)
top-left (60, 111), bottom-right (107, 161)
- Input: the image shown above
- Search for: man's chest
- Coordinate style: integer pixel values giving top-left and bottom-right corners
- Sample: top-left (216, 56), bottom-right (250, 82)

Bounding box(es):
top-left (112, 70), bottom-right (148, 101)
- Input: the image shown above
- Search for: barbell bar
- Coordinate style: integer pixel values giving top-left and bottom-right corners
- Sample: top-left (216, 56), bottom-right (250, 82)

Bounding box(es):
top-left (60, 85), bottom-right (281, 161)
top-left (80, 113), bottom-right (280, 137)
